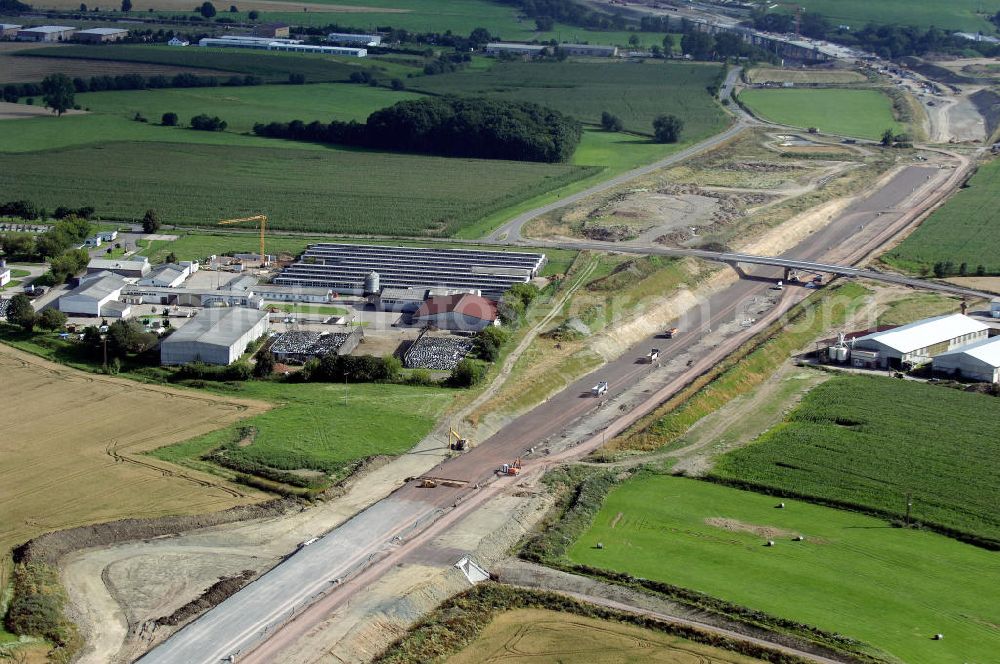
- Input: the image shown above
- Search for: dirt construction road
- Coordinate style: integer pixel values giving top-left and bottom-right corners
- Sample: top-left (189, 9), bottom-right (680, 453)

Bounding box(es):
top-left (138, 160), bottom-right (962, 664)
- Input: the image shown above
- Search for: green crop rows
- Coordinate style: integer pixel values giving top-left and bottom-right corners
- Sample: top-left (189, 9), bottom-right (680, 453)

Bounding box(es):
top-left (0, 142), bottom-right (595, 235)
top-left (883, 158), bottom-right (1000, 274)
top-left (771, 0), bottom-right (1000, 33)
top-left (711, 374), bottom-right (1000, 546)
top-left (409, 60), bottom-right (728, 138)
top-left (569, 473), bottom-right (1000, 664)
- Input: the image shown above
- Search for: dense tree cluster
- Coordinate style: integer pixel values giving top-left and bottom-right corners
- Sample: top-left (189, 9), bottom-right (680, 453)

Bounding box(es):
top-left (190, 114), bottom-right (227, 131)
top-left (653, 114), bottom-right (683, 143)
top-left (300, 353), bottom-right (401, 383)
top-left (254, 97), bottom-right (582, 163)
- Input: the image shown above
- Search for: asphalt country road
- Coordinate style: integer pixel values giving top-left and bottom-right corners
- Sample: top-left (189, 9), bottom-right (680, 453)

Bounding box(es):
top-left (138, 162), bottom-right (959, 664)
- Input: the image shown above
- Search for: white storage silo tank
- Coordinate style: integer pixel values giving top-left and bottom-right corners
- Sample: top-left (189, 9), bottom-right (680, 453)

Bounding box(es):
top-left (364, 271), bottom-right (380, 295)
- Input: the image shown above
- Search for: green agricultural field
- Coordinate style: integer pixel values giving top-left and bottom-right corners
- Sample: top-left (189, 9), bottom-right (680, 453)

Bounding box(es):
top-left (0, 142), bottom-right (594, 236)
top-left (14, 44), bottom-right (412, 83)
top-left (150, 380), bottom-right (452, 481)
top-left (770, 0), bottom-right (1000, 32)
top-left (408, 60), bottom-right (728, 138)
top-left (883, 158), bottom-right (1000, 275)
top-left (711, 375), bottom-right (1000, 546)
top-left (569, 474), bottom-right (1000, 664)
top-left (739, 88), bottom-right (902, 140)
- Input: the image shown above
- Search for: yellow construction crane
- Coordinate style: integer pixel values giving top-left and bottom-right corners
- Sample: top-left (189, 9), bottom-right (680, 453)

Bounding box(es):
top-left (218, 215), bottom-right (268, 264)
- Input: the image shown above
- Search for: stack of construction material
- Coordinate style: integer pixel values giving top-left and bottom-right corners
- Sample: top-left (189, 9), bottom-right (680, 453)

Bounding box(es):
top-left (403, 336), bottom-right (474, 370)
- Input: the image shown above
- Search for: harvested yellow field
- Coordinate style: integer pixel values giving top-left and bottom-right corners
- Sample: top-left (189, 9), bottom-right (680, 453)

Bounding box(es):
top-left (746, 68), bottom-right (866, 84)
top-left (445, 609), bottom-right (763, 664)
top-left (0, 344), bottom-right (269, 557)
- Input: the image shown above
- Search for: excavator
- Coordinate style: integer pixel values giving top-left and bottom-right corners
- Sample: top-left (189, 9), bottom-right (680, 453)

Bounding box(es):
top-left (498, 457), bottom-right (521, 476)
top-left (449, 428), bottom-right (472, 452)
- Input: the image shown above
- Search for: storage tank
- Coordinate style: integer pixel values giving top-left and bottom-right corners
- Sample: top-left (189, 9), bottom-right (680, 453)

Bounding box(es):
top-left (364, 271), bottom-right (380, 295)
top-left (836, 346), bottom-right (849, 362)
top-left (827, 346), bottom-right (839, 361)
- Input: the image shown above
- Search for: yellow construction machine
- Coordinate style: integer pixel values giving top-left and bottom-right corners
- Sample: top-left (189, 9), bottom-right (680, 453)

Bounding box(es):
top-left (218, 215), bottom-right (268, 265)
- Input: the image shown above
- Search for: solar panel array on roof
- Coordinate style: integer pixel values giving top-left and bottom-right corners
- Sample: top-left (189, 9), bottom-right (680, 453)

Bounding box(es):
top-left (274, 243), bottom-right (546, 299)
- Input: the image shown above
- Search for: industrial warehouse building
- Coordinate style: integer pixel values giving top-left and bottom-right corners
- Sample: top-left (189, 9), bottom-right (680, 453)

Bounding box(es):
top-left (485, 42), bottom-right (548, 57)
top-left (327, 32), bottom-right (381, 46)
top-left (75, 27), bottom-right (128, 43)
top-left (198, 36), bottom-right (366, 56)
top-left (274, 243), bottom-right (545, 299)
top-left (557, 43), bottom-right (618, 57)
top-left (374, 286), bottom-right (480, 313)
top-left (932, 335), bottom-right (1000, 383)
top-left (414, 293), bottom-right (498, 331)
top-left (1, 24), bottom-right (22, 39)
top-left (16, 26), bottom-right (76, 42)
top-left (160, 308), bottom-right (268, 365)
top-left (849, 314), bottom-right (989, 369)
top-left (252, 285), bottom-right (334, 303)
top-left (138, 263), bottom-right (191, 288)
top-left (59, 272), bottom-right (130, 317)
top-left (87, 257), bottom-right (150, 278)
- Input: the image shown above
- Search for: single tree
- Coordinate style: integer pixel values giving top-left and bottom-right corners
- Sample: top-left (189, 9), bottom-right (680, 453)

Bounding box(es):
top-left (390, 78), bottom-right (405, 91)
top-left (199, 1), bottom-right (216, 18)
top-left (142, 208), bottom-right (160, 234)
top-left (38, 308), bottom-right (68, 331)
top-left (600, 111), bottom-right (623, 132)
top-left (121, 0), bottom-right (132, 11)
top-left (247, 8), bottom-right (258, 19)
top-left (628, 33), bottom-right (640, 47)
top-left (254, 349), bottom-right (275, 377)
top-left (41, 73), bottom-right (75, 116)
top-left (161, 111), bottom-right (178, 126)
top-left (652, 114), bottom-right (683, 143)
top-left (881, 128), bottom-right (895, 147)
top-left (7, 294), bottom-right (36, 332)
top-left (229, 4), bottom-right (238, 11)
top-left (165, 251), bottom-right (178, 263)
top-left (959, 262), bottom-right (969, 276)
top-left (80, 2), bottom-right (87, 9)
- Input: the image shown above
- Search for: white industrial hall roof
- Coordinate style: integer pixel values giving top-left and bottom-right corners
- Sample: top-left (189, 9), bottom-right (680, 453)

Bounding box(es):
top-left (854, 314), bottom-right (988, 353)
top-left (163, 308), bottom-right (267, 348)
top-left (935, 335), bottom-right (1000, 368)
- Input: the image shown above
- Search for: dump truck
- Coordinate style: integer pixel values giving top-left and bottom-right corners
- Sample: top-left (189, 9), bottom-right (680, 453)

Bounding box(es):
top-left (664, 327), bottom-right (679, 338)
top-left (591, 380), bottom-right (608, 397)
top-left (498, 457), bottom-right (522, 476)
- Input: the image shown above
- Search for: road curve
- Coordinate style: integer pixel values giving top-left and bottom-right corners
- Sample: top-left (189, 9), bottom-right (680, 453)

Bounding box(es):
top-left (486, 67), bottom-right (749, 243)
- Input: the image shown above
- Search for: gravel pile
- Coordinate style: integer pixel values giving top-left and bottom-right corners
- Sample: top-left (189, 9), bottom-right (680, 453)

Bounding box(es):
top-left (271, 330), bottom-right (355, 363)
top-left (404, 336), bottom-right (474, 370)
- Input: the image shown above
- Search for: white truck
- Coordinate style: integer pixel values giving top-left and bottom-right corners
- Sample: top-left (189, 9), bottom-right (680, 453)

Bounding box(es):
top-left (591, 380), bottom-right (608, 397)
top-left (648, 349), bottom-right (660, 363)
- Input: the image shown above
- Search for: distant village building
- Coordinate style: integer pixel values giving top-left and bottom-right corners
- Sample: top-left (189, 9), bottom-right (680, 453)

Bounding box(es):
top-left (0, 24), bottom-right (22, 39)
top-left (16, 26), bottom-right (77, 42)
top-left (485, 42), bottom-right (548, 58)
top-left (75, 27), bottom-right (129, 43)
top-left (252, 22), bottom-right (290, 39)
top-left (326, 32), bottom-right (381, 46)
top-left (168, 37), bottom-right (189, 46)
top-left (557, 43), bottom-right (618, 57)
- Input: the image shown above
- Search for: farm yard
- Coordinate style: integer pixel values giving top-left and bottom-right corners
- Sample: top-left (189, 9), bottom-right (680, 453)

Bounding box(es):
top-left (149, 380), bottom-right (453, 485)
top-left (0, 142), bottom-right (595, 236)
top-left (0, 344), bottom-right (268, 561)
top-left (710, 374), bottom-right (1000, 546)
top-left (883, 157), bottom-right (1000, 275)
top-left (568, 474), bottom-right (1000, 664)
top-left (767, 0), bottom-right (1000, 32)
top-left (409, 60), bottom-right (729, 139)
top-left (738, 88), bottom-right (903, 140)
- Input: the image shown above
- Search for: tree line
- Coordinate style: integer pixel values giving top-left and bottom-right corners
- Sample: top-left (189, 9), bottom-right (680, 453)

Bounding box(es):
top-left (253, 96), bottom-right (582, 163)
top-left (750, 9), bottom-right (1000, 59)
top-left (2, 71), bottom-right (264, 104)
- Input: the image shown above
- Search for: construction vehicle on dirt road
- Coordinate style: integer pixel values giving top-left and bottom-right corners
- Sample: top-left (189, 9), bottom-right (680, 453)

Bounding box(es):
top-left (449, 428), bottom-right (472, 451)
top-left (647, 348), bottom-right (660, 363)
top-left (591, 380), bottom-right (608, 397)
top-left (498, 458), bottom-right (522, 476)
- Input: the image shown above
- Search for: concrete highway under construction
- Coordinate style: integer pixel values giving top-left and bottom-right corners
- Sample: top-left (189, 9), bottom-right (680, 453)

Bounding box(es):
top-left (139, 153), bottom-right (981, 663)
